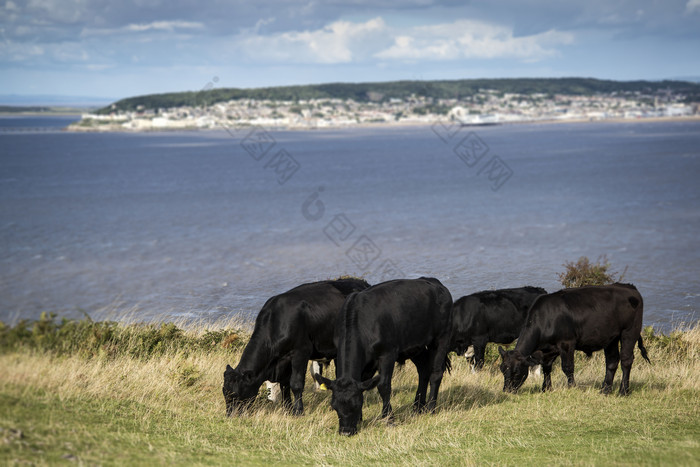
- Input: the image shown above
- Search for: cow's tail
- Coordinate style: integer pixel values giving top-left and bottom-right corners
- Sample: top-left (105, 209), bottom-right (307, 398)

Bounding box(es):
top-left (444, 354), bottom-right (452, 375)
top-left (637, 337), bottom-right (651, 364)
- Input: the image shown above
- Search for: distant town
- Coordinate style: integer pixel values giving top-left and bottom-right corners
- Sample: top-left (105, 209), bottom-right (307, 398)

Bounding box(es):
top-left (70, 79), bottom-right (700, 131)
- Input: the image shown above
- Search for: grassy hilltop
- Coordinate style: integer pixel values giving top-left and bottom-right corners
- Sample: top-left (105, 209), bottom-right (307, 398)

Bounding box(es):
top-left (96, 77), bottom-right (700, 114)
top-left (1, 313), bottom-right (698, 466)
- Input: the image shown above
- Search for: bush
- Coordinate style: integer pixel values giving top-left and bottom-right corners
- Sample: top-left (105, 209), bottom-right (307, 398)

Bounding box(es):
top-left (0, 313), bottom-right (247, 359)
top-left (641, 324), bottom-right (700, 360)
top-left (173, 362), bottom-right (203, 387)
top-left (558, 255), bottom-right (627, 288)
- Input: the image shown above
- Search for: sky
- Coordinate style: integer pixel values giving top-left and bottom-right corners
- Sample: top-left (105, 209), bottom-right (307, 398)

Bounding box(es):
top-left (2, 0), bottom-right (700, 102)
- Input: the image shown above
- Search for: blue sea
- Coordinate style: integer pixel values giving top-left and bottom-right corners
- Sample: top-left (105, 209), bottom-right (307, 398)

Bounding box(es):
top-left (1, 116), bottom-right (699, 331)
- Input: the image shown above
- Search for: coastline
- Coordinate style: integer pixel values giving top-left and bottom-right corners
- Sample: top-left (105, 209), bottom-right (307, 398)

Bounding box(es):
top-left (65, 114), bottom-right (700, 133)
top-left (0, 110), bottom-right (86, 117)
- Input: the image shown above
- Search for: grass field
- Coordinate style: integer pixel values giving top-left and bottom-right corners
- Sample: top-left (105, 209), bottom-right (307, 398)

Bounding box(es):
top-left (1, 315), bottom-right (698, 466)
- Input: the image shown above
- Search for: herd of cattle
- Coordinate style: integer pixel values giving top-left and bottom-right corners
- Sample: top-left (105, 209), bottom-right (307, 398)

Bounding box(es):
top-left (223, 277), bottom-right (650, 436)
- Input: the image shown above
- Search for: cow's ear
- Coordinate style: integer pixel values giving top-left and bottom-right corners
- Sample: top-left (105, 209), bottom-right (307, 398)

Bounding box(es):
top-left (226, 364), bottom-right (234, 372)
top-left (313, 373), bottom-right (334, 390)
top-left (527, 351), bottom-right (544, 366)
top-left (360, 374), bottom-right (380, 392)
top-left (498, 346), bottom-right (507, 358)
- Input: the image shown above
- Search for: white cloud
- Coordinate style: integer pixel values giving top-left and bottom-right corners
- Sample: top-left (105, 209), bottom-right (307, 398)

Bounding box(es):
top-left (81, 20), bottom-right (204, 37)
top-left (0, 41), bottom-right (45, 62)
top-left (237, 17), bottom-right (574, 65)
top-left (686, 0), bottom-right (700, 14)
top-left (25, 0), bottom-right (87, 24)
top-left (124, 21), bottom-right (204, 32)
top-left (252, 17), bottom-right (276, 33)
top-left (240, 17), bottom-right (388, 64)
top-left (375, 20), bottom-right (574, 61)
top-left (83, 63), bottom-right (115, 71)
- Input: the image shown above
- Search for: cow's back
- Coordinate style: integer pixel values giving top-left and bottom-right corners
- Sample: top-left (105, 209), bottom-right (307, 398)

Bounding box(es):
top-left (485, 287), bottom-right (546, 339)
top-left (452, 287), bottom-right (544, 349)
top-left (477, 292), bottom-right (523, 342)
top-left (349, 278), bottom-right (452, 361)
top-left (356, 280), bottom-right (452, 354)
top-left (522, 283), bottom-right (644, 352)
top-left (497, 287), bottom-right (547, 314)
top-left (248, 279), bottom-right (369, 364)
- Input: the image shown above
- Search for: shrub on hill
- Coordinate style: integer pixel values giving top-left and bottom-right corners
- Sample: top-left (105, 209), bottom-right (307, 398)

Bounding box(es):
top-left (558, 255), bottom-right (627, 288)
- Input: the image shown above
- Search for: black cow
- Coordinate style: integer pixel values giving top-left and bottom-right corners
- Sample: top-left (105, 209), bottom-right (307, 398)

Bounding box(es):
top-left (451, 286), bottom-right (547, 370)
top-left (223, 278), bottom-right (370, 416)
top-left (315, 277), bottom-right (453, 436)
top-left (498, 283), bottom-right (650, 395)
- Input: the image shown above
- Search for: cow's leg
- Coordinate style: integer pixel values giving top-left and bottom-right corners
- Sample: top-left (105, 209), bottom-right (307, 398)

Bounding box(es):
top-left (426, 341), bottom-right (450, 413)
top-left (410, 353), bottom-right (431, 413)
top-left (289, 350), bottom-right (311, 415)
top-left (281, 385), bottom-right (292, 410)
top-left (560, 343), bottom-right (576, 387)
top-left (618, 330), bottom-right (637, 396)
top-left (601, 339), bottom-right (620, 394)
top-left (472, 337), bottom-right (488, 371)
top-left (376, 355), bottom-right (397, 422)
top-left (541, 354), bottom-right (557, 392)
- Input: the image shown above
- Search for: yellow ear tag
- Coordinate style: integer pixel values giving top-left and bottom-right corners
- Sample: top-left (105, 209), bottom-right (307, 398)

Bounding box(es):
top-left (319, 383), bottom-right (328, 391)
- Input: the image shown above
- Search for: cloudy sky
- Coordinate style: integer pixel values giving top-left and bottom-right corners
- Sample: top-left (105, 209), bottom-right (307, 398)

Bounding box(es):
top-left (2, 0), bottom-right (700, 101)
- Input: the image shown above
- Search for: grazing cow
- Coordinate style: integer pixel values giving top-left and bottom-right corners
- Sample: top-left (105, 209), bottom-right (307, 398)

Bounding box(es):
top-left (223, 278), bottom-right (370, 416)
top-left (498, 283), bottom-right (650, 395)
top-left (451, 286), bottom-right (547, 370)
top-left (315, 277), bottom-right (453, 436)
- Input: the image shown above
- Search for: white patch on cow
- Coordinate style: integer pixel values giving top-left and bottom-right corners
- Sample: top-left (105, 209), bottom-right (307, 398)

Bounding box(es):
top-left (265, 381), bottom-right (281, 403)
top-left (463, 345), bottom-right (476, 373)
top-left (529, 365), bottom-right (542, 378)
top-left (311, 361), bottom-right (322, 391)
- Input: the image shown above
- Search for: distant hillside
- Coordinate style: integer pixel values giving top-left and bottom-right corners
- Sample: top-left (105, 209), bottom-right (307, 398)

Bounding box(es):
top-left (0, 94), bottom-right (114, 107)
top-left (0, 105), bottom-right (52, 113)
top-left (96, 78), bottom-right (700, 114)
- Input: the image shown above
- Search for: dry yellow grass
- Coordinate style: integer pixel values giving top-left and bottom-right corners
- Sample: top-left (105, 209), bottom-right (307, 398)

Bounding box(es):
top-left (1, 319), bottom-right (699, 465)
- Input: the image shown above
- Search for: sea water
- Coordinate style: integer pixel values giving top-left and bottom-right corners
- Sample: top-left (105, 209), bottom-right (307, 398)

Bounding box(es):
top-left (1, 117), bottom-right (698, 330)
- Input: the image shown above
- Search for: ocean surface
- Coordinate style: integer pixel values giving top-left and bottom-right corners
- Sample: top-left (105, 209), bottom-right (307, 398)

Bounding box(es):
top-left (1, 116), bottom-right (698, 331)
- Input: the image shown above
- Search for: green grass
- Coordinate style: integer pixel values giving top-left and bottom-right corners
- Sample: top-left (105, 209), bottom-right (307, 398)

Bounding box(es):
top-left (1, 316), bottom-right (699, 466)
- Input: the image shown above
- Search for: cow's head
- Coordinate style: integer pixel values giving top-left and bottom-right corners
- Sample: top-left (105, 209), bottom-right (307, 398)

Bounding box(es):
top-left (223, 364), bottom-right (258, 416)
top-left (314, 373), bottom-right (380, 436)
top-left (498, 347), bottom-right (542, 393)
